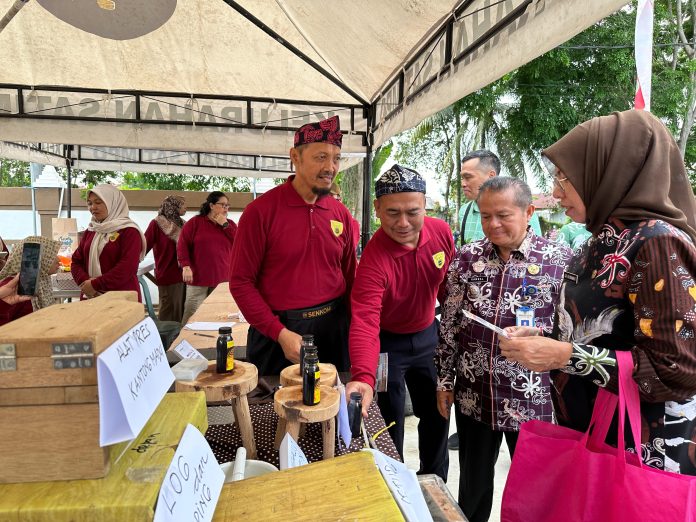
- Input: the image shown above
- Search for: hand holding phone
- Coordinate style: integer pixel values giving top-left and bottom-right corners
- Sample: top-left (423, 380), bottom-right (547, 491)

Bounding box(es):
top-left (18, 243), bottom-right (41, 296)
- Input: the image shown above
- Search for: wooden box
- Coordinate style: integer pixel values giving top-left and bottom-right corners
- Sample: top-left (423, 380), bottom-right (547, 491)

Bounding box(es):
top-left (0, 291), bottom-right (146, 483)
top-left (0, 391), bottom-right (208, 522)
top-left (213, 451), bottom-right (403, 521)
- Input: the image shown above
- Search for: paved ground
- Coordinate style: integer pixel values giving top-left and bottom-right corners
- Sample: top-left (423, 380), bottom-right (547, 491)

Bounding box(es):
top-left (402, 414), bottom-right (511, 522)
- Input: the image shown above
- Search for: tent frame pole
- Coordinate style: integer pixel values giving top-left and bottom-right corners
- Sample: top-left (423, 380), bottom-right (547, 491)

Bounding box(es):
top-left (361, 105), bottom-right (374, 251)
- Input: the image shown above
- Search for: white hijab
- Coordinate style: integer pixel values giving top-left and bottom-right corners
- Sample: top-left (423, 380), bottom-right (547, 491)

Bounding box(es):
top-left (86, 184), bottom-right (146, 277)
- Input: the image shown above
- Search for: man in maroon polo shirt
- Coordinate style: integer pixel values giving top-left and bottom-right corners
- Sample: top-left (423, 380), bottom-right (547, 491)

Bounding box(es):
top-left (228, 115), bottom-right (357, 375)
top-left (346, 164), bottom-right (453, 481)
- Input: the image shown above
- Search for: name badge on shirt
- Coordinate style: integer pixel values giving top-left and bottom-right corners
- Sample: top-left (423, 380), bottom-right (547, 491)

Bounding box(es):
top-left (563, 271), bottom-right (579, 284)
top-left (516, 306), bottom-right (535, 327)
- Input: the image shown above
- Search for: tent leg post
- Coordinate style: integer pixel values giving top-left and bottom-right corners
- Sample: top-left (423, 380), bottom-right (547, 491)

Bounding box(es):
top-left (360, 106), bottom-right (374, 252)
top-left (65, 146), bottom-right (73, 218)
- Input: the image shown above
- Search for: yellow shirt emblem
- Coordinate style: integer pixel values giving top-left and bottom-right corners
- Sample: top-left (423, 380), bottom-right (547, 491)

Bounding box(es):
top-left (432, 251), bottom-right (445, 269)
top-left (330, 220), bottom-right (344, 237)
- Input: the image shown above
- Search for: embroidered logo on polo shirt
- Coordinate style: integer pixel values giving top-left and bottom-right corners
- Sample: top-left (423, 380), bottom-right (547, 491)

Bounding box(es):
top-left (330, 220), bottom-right (344, 237)
top-left (108, 232), bottom-right (120, 242)
top-left (432, 251), bottom-right (445, 269)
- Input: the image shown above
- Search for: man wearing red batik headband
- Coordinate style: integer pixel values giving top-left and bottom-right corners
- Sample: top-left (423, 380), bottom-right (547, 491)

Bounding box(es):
top-left (229, 115), bottom-right (358, 375)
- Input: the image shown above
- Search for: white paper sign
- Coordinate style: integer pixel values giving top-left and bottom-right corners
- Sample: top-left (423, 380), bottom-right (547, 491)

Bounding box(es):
top-left (172, 339), bottom-right (207, 361)
top-left (154, 424), bottom-right (224, 522)
top-left (184, 322), bottom-right (235, 331)
top-left (279, 432), bottom-right (308, 470)
top-left (97, 317), bottom-right (175, 446)
top-left (366, 449), bottom-right (432, 522)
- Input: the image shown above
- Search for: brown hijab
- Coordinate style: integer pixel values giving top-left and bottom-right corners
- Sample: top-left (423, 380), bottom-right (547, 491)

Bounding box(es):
top-left (543, 109), bottom-right (696, 244)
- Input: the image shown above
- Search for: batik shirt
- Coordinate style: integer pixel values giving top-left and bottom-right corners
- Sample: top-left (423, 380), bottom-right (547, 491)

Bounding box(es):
top-left (552, 218), bottom-right (696, 474)
top-left (436, 229), bottom-right (571, 431)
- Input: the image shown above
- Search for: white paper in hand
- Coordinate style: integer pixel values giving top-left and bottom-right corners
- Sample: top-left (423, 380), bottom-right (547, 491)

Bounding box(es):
top-left (279, 432), bottom-right (308, 470)
top-left (154, 424), bottom-right (224, 522)
top-left (172, 339), bottom-right (207, 361)
top-left (366, 449), bottom-right (432, 522)
top-left (97, 317), bottom-right (174, 446)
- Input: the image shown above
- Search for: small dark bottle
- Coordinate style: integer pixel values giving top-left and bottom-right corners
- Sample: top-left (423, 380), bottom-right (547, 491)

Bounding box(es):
top-left (347, 392), bottom-right (363, 437)
top-left (216, 326), bottom-right (234, 374)
top-left (302, 352), bottom-right (320, 406)
top-left (299, 334), bottom-right (315, 375)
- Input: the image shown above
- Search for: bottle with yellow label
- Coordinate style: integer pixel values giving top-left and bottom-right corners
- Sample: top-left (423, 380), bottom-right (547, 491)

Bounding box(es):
top-left (302, 352), bottom-right (320, 405)
top-left (216, 326), bottom-right (234, 373)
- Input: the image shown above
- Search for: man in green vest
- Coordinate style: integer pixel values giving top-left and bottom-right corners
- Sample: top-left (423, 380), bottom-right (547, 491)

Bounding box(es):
top-left (458, 150), bottom-right (542, 246)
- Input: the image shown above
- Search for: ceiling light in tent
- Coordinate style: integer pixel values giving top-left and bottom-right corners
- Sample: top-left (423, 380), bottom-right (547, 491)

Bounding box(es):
top-left (35, 0), bottom-right (177, 40)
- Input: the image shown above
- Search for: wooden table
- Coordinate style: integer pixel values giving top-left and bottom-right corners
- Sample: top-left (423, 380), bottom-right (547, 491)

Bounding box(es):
top-left (170, 283), bottom-right (250, 351)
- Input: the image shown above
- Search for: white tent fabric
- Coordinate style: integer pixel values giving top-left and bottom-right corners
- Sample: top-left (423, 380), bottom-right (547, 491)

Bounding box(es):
top-left (0, 0), bottom-right (627, 174)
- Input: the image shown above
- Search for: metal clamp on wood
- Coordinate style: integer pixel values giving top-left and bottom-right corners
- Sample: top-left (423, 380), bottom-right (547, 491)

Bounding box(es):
top-left (0, 344), bottom-right (16, 372)
top-left (51, 342), bottom-right (94, 370)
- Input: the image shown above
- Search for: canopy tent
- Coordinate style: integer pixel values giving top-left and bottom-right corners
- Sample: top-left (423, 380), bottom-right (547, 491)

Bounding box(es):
top-left (0, 0), bottom-right (627, 238)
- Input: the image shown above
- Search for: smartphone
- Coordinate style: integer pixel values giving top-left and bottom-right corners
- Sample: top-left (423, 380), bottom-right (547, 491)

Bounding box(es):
top-left (18, 243), bottom-right (41, 296)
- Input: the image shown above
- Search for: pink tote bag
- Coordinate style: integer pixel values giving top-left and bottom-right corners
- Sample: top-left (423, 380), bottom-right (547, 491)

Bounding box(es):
top-left (501, 351), bottom-right (696, 522)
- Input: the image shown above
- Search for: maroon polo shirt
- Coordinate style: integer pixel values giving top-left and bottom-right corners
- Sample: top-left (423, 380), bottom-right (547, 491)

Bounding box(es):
top-left (228, 177), bottom-right (358, 341)
top-left (349, 216), bottom-right (454, 387)
top-left (144, 220), bottom-right (184, 287)
top-left (0, 277), bottom-right (33, 327)
top-left (177, 214), bottom-right (237, 288)
top-left (71, 227), bottom-right (142, 301)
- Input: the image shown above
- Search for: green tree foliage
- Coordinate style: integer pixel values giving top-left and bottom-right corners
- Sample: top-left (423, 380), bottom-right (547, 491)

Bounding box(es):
top-left (0, 159), bottom-right (30, 186)
top-left (395, 0), bottom-right (696, 224)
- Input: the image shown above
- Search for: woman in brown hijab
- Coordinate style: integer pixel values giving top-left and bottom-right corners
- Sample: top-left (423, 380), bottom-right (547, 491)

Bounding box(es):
top-left (144, 195), bottom-right (187, 322)
top-left (499, 109), bottom-right (696, 476)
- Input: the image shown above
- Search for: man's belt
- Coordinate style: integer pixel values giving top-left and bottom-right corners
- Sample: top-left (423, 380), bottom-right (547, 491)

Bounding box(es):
top-left (276, 298), bottom-right (343, 321)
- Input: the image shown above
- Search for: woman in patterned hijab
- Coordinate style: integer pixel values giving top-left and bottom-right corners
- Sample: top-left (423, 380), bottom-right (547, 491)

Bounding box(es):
top-left (500, 109), bottom-right (696, 476)
top-left (0, 236), bottom-right (60, 326)
top-left (144, 195), bottom-right (187, 322)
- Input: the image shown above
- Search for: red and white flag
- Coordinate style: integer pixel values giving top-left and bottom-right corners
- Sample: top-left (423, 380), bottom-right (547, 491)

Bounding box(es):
top-left (634, 0), bottom-right (654, 111)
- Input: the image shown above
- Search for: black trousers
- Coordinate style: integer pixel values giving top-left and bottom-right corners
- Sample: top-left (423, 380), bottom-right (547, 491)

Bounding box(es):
top-left (247, 298), bottom-right (350, 376)
top-left (455, 408), bottom-right (519, 522)
top-left (376, 320), bottom-right (449, 481)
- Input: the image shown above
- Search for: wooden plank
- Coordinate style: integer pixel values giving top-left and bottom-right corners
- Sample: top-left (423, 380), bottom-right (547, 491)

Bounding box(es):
top-left (0, 403), bottom-right (106, 483)
top-left (0, 392), bottom-right (207, 522)
top-left (0, 385), bottom-right (98, 406)
top-left (213, 451), bottom-right (403, 521)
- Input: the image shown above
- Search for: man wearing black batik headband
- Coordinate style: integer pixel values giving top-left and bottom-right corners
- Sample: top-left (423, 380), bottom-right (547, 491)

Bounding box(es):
top-left (347, 164), bottom-right (453, 481)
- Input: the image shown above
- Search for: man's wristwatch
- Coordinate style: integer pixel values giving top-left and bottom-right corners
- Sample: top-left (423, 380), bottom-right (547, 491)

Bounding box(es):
top-left (221, 221), bottom-right (229, 229)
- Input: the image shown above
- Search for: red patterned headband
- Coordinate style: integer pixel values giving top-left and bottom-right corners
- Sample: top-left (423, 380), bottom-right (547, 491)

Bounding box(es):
top-left (294, 115), bottom-right (343, 148)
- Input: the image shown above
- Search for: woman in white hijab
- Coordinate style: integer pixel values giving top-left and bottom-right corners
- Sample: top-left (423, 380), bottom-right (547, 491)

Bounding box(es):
top-left (71, 184), bottom-right (146, 301)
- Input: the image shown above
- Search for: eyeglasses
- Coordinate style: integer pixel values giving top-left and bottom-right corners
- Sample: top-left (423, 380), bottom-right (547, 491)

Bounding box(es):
top-left (215, 202), bottom-right (230, 209)
top-left (552, 176), bottom-right (569, 194)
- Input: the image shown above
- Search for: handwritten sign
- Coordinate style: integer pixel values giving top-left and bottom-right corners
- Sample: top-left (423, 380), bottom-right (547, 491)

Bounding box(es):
top-left (279, 432), bottom-right (308, 470)
top-left (97, 317), bottom-right (175, 446)
top-left (366, 449), bottom-right (432, 522)
top-left (154, 424), bottom-right (224, 522)
top-left (172, 339), bottom-right (207, 361)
